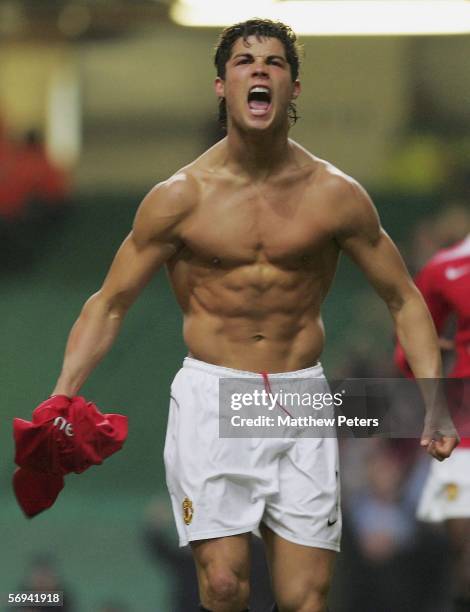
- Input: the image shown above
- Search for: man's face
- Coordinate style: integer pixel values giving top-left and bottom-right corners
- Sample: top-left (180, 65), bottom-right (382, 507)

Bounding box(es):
top-left (215, 35), bottom-right (301, 132)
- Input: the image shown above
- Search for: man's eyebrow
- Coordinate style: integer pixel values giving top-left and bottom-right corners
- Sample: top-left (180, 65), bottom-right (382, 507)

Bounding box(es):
top-left (231, 52), bottom-right (254, 60)
top-left (231, 52), bottom-right (287, 62)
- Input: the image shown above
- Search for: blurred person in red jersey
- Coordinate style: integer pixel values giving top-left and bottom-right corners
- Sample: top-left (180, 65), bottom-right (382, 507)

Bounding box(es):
top-left (0, 115), bottom-right (21, 219)
top-left (0, 128), bottom-right (69, 221)
top-left (14, 130), bottom-right (70, 217)
top-left (396, 229), bottom-right (470, 612)
top-left (0, 129), bottom-right (70, 270)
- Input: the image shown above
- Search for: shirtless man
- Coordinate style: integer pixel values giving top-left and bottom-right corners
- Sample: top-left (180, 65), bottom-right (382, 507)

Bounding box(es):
top-left (51, 19), bottom-right (458, 612)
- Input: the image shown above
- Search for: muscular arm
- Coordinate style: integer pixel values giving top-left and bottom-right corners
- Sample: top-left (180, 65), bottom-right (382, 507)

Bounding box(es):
top-left (335, 178), bottom-right (457, 457)
top-left (52, 176), bottom-right (193, 396)
top-left (395, 261), bottom-right (453, 376)
top-left (335, 179), bottom-right (440, 378)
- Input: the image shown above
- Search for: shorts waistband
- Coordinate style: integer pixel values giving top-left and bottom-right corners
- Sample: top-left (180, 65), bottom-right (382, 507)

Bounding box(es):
top-left (182, 356), bottom-right (324, 379)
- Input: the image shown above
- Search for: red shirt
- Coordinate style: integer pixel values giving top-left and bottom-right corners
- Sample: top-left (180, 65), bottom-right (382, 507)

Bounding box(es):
top-left (395, 236), bottom-right (470, 445)
top-left (417, 236), bottom-right (470, 377)
top-left (0, 143), bottom-right (68, 221)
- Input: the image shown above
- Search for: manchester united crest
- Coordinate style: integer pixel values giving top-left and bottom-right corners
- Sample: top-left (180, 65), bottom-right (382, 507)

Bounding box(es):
top-left (445, 483), bottom-right (459, 501)
top-left (183, 497), bottom-right (194, 525)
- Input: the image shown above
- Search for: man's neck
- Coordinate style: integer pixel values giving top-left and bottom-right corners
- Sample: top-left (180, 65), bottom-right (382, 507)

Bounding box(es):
top-left (223, 124), bottom-right (293, 181)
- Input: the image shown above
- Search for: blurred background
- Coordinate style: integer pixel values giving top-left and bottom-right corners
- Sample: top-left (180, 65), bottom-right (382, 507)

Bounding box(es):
top-left (1, 1), bottom-right (470, 610)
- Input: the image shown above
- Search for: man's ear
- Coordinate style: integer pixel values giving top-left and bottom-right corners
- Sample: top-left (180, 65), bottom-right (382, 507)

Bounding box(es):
top-left (214, 77), bottom-right (225, 99)
top-left (292, 79), bottom-right (301, 99)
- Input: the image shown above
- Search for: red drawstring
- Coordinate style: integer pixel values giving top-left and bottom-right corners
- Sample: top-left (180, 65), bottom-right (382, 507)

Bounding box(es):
top-left (260, 371), bottom-right (293, 418)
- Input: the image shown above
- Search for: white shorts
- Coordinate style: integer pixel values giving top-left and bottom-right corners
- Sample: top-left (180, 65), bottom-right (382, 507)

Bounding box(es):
top-left (417, 447), bottom-right (470, 522)
top-left (164, 357), bottom-right (341, 551)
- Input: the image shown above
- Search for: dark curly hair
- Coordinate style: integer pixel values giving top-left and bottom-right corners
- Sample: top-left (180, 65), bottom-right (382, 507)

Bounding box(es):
top-left (213, 18), bottom-right (302, 130)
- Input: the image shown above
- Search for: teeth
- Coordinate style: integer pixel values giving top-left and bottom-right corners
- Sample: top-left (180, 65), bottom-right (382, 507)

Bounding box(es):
top-left (250, 86), bottom-right (270, 94)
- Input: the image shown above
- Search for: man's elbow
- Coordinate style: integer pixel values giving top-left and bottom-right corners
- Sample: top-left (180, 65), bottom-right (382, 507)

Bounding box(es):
top-left (84, 290), bottom-right (130, 321)
top-left (385, 283), bottom-right (423, 316)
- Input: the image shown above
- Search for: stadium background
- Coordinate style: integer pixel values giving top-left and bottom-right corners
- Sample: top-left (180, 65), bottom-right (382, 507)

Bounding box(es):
top-left (1, 2), bottom-right (469, 610)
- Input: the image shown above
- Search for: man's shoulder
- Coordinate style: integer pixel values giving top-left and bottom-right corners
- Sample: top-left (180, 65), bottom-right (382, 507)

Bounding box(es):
top-left (133, 167), bottom-right (201, 241)
top-left (147, 140), bottom-right (227, 204)
top-left (304, 154), bottom-right (371, 215)
top-left (429, 236), bottom-right (470, 267)
top-left (296, 150), bottom-right (379, 237)
top-left (314, 160), bottom-right (360, 198)
top-left (292, 143), bottom-right (362, 200)
top-left (149, 168), bottom-right (200, 206)
top-left (140, 166), bottom-right (203, 226)
top-left (417, 236), bottom-right (470, 286)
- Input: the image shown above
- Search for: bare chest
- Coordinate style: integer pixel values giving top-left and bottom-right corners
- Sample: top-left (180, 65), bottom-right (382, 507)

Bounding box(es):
top-left (179, 182), bottom-right (335, 266)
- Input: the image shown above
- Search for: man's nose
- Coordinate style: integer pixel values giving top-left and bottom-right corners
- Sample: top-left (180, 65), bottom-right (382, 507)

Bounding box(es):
top-left (252, 65), bottom-right (269, 78)
top-left (252, 58), bottom-right (269, 77)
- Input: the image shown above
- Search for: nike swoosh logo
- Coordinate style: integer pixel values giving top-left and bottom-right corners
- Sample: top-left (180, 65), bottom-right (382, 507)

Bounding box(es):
top-left (445, 264), bottom-right (470, 281)
top-left (327, 519), bottom-right (338, 526)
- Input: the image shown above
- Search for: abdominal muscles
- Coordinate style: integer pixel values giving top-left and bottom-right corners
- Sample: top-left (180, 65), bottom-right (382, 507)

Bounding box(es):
top-left (171, 260), bottom-right (328, 372)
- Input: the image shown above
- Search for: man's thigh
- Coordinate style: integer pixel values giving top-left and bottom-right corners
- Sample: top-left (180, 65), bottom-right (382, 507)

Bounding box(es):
top-left (262, 436), bottom-right (341, 552)
top-left (261, 523), bottom-right (336, 610)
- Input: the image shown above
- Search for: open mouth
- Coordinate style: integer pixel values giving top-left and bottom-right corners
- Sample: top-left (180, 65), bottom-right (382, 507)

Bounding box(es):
top-left (247, 86), bottom-right (271, 115)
